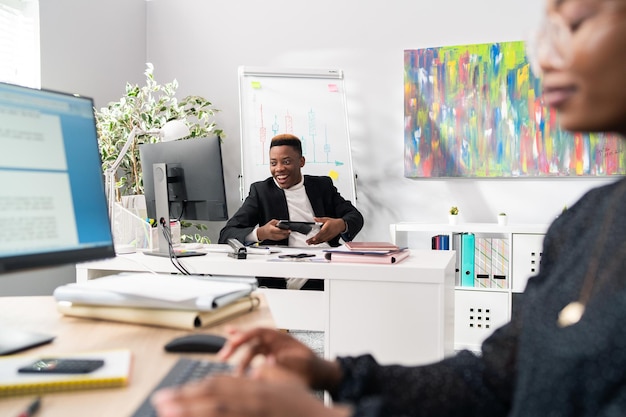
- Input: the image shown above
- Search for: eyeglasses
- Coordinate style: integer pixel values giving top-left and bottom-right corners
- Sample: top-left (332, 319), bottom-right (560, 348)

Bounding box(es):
top-left (526, 13), bottom-right (574, 77)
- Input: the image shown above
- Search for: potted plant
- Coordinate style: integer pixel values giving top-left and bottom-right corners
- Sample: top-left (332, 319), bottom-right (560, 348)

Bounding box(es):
top-left (96, 63), bottom-right (223, 244)
top-left (95, 63), bottom-right (223, 199)
top-left (497, 212), bottom-right (508, 226)
top-left (449, 206), bottom-right (459, 225)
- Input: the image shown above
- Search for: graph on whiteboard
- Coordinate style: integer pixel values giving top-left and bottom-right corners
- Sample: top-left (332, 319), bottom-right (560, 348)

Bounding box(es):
top-left (238, 67), bottom-right (355, 203)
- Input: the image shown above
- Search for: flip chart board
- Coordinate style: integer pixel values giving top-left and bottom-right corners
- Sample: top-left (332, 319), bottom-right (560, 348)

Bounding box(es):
top-left (238, 67), bottom-right (355, 204)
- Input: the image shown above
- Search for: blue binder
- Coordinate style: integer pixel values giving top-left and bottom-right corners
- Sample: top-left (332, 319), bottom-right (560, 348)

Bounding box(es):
top-left (442, 234), bottom-right (450, 250)
top-left (461, 233), bottom-right (475, 287)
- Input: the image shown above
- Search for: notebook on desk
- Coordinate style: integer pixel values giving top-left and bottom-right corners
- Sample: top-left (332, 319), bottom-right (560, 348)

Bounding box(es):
top-left (57, 295), bottom-right (261, 330)
top-left (0, 349), bottom-right (131, 397)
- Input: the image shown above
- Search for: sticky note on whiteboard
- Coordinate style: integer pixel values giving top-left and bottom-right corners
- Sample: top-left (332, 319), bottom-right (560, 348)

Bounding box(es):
top-left (251, 81), bottom-right (261, 89)
top-left (328, 84), bottom-right (339, 92)
top-left (328, 170), bottom-right (339, 180)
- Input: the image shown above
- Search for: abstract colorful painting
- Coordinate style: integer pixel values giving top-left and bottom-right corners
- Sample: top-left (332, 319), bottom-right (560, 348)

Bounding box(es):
top-left (404, 41), bottom-right (625, 177)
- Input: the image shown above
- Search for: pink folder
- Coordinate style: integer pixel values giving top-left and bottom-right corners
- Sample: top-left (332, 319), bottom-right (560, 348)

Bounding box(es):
top-left (344, 241), bottom-right (400, 251)
top-left (324, 249), bottom-right (410, 264)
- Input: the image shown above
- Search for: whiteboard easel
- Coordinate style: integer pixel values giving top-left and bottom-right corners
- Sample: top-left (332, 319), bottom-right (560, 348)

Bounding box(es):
top-left (237, 66), bottom-right (355, 204)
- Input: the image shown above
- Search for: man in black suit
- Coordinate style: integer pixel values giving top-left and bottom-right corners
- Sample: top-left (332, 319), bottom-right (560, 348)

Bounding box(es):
top-left (219, 134), bottom-right (363, 290)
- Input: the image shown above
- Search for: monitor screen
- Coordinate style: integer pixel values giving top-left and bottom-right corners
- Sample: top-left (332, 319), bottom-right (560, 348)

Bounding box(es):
top-left (140, 137), bottom-right (228, 222)
top-left (0, 82), bottom-right (115, 274)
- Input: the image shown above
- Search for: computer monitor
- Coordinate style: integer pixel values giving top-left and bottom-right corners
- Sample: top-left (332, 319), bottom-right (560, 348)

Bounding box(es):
top-left (140, 137), bottom-right (228, 255)
top-left (0, 81), bottom-right (115, 354)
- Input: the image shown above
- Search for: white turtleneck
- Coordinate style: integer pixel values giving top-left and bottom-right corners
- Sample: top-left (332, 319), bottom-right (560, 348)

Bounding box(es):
top-left (248, 177), bottom-right (329, 290)
top-left (247, 177), bottom-right (329, 249)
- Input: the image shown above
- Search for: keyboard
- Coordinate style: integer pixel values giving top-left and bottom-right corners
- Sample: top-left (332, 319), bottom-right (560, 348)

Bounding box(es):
top-left (131, 358), bottom-right (233, 417)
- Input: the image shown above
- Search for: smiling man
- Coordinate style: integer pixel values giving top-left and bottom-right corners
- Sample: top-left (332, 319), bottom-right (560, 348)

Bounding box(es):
top-left (219, 134), bottom-right (363, 290)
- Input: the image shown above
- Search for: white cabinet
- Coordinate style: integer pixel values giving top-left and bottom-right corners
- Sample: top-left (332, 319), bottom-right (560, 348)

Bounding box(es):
top-left (454, 289), bottom-right (509, 351)
top-left (390, 222), bottom-right (548, 351)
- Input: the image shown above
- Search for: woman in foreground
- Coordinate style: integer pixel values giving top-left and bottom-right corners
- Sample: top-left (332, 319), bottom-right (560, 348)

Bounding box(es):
top-left (153, 0), bottom-right (626, 415)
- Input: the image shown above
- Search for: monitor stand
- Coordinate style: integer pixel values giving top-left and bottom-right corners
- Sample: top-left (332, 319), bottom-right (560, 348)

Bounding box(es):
top-left (0, 326), bottom-right (55, 355)
top-left (146, 162), bottom-right (207, 259)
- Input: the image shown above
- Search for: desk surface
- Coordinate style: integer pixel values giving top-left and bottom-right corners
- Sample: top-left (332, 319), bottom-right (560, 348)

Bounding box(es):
top-left (0, 296), bottom-right (273, 417)
top-left (76, 248), bottom-right (456, 366)
top-left (77, 247), bottom-right (455, 284)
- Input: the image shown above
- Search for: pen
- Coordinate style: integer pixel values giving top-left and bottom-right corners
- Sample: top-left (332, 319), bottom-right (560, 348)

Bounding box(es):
top-left (245, 242), bottom-right (269, 249)
top-left (17, 396), bottom-right (41, 417)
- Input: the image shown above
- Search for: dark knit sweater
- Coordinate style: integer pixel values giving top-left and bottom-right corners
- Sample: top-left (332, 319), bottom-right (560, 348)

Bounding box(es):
top-left (334, 177), bottom-right (626, 417)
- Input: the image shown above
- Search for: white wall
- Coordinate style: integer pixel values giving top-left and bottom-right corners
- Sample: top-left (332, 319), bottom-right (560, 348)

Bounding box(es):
top-left (40, 0), bottom-right (147, 108)
top-left (3, 0), bottom-right (616, 294)
top-left (146, 0), bottom-right (613, 242)
top-left (1, 0), bottom-right (146, 295)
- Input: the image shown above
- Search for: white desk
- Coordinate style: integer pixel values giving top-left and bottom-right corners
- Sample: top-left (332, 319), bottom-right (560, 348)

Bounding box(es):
top-left (76, 249), bottom-right (456, 365)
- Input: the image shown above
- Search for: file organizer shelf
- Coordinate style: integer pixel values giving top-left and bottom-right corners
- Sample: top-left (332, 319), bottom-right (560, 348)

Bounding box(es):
top-left (390, 222), bottom-right (548, 351)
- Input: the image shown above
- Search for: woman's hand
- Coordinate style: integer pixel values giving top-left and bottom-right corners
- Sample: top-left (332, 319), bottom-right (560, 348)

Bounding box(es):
top-left (218, 327), bottom-right (343, 391)
top-left (151, 374), bottom-right (352, 417)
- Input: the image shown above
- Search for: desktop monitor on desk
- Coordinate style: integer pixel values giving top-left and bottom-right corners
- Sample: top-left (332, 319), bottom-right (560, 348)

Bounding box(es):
top-left (0, 81), bottom-right (115, 354)
top-left (139, 136), bottom-right (228, 256)
top-left (140, 136), bottom-right (228, 222)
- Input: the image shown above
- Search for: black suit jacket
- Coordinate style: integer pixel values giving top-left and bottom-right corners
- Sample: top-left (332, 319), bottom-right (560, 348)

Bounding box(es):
top-left (218, 175), bottom-right (363, 247)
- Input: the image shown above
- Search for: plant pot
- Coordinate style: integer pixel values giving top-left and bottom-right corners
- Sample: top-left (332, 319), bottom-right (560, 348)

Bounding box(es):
top-left (448, 215), bottom-right (459, 225)
top-left (497, 215), bottom-right (508, 226)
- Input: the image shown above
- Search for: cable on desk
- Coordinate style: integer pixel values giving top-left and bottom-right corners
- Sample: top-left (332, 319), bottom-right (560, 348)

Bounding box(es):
top-left (160, 218), bottom-right (191, 276)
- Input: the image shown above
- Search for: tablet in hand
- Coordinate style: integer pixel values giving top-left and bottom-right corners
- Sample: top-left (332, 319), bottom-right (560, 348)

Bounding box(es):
top-left (276, 220), bottom-right (318, 234)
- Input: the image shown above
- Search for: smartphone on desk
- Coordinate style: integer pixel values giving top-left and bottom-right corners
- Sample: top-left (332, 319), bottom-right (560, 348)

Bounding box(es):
top-left (278, 253), bottom-right (316, 259)
top-left (18, 358), bottom-right (105, 374)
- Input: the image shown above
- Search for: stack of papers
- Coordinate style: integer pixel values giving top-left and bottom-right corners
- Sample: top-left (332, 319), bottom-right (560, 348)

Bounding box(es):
top-left (53, 273), bottom-right (260, 329)
top-left (54, 273), bottom-right (256, 311)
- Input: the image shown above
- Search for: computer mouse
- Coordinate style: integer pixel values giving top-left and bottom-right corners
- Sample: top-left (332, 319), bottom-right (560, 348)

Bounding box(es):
top-left (164, 333), bottom-right (227, 353)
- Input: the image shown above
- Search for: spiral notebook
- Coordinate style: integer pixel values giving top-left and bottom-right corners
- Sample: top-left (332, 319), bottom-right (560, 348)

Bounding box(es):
top-left (0, 349), bottom-right (131, 397)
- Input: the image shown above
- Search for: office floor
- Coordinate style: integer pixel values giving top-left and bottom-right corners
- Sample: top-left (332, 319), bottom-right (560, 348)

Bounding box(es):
top-left (289, 330), bottom-right (324, 400)
top-left (290, 330), bottom-right (324, 357)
